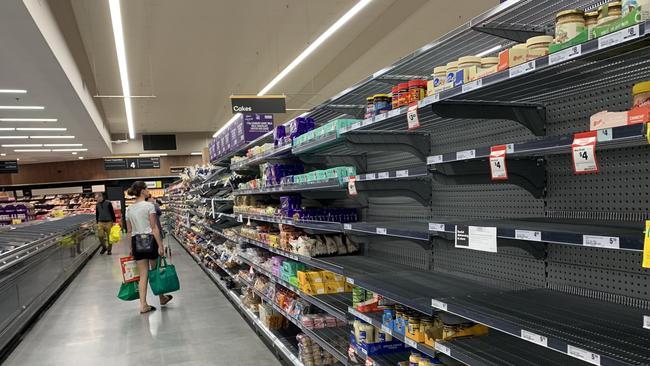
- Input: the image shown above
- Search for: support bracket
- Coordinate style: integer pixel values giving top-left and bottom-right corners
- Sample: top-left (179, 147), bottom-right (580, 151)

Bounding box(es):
top-left (472, 22), bottom-right (549, 43)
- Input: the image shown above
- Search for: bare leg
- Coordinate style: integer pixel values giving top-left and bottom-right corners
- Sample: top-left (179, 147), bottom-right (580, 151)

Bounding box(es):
top-left (137, 259), bottom-right (150, 311)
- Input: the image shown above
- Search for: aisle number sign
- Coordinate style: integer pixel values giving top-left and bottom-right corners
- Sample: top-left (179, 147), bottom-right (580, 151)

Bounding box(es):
top-left (489, 145), bottom-right (508, 180)
top-left (572, 131), bottom-right (598, 174)
top-left (643, 220), bottom-right (650, 268)
top-left (407, 103), bottom-right (420, 130)
top-left (347, 176), bottom-right (358, 196)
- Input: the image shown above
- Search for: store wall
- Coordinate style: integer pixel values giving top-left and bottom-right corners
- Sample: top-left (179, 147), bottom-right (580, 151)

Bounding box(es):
top-left (0, 155), bottom-right (201, 185)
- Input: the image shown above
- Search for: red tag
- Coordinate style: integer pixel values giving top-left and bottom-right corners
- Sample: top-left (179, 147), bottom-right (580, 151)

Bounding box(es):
top-left (347, 176), bottom-right (358, 196)
top-left (406, 103), bottom-right (420, 130)
top-left (489, 145), bottom-right (508, 180)
top-left (572, 131), bottom-right (598, 174)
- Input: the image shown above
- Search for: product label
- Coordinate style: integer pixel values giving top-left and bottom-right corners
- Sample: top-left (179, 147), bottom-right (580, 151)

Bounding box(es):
top-left (644, 315), bottom-right (650, 329)
top-left (521, 330), bottom-right (548, 347)
top-left (455, 225), bottom-right (498, 252)
top-left (456, 149), bottom-right (476, 161)
top-left (431, 299), bottom-right (448, 311)
top-left (509, 61), bottom-right (536, 78)
top-left (404, 338), bottom-right (418, 348)
top-left (376, 227), bottom-right (387, 235)
top-left (489, 145), bottom-right (508, 180)
top-left (549, 45), bottom-right (582, 65)
top-left (598, 24), bottom-right (640, 50)
top-left (348, 176), bottom-right (358, 196)
top-left (378, 172), bottom-right (389, 179)
top-left (643, 221), bottom-right (650, 268)
top-left (344, 223), bottom-right (352, 230)
top-left (434, 342), bottom-right (451, 356)
top-left (365, 173), bottom-right (376, 181)
top-left (461, 79), bottom-right (482, 93)
top-left (429, 223), bottom-right (445, 232)
top-left (572, 131), bottom-right (598, 174)
top-left (407, 103), bottom-right (420, 130)
top-left (396, 170), bottom-right (409, 178)
top-left (583, 235), bottom-right (620, 249)
top-left (427, 155), bottom-right (443, 165)
top-left (567, 345), bottom-right (601, 365)
top-left (597, 128), bottom-right (612, 142)
top-left (515, 230), bottom-right (542, 242)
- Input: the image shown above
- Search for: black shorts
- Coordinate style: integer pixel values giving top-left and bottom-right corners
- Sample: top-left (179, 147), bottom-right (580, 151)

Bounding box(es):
top-left (131, 236), bottom-right (159, 261)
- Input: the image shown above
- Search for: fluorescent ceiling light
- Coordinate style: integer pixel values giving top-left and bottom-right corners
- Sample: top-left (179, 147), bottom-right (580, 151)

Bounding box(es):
top-left (109, 0), bottom-right (135, 139)
top-left (139, 153), bottom-right (167, 157)
top-left (0, 128), bottom-right (15, 131)
top-left (190, 152), bottom-right (202, 155)
top-left (0, 136), bottom-right (28, 139)
top-left (30, 135), bottom-right (75, 139)
top-left (0, 153), bottom-right (5, 156)
top-left (0, 89), bottom-right (27, 94)
top-left (2, 144), bottom-right (43, 147)
top-left (17, 127), bottom-right (67, 131)
top-left (51, 148), bottom-right (88, 152)
top-left (475, 45), bottom-right (503, 57)
top-left (0, 118), bottom-right (57, 122)
top-left (44, 143), bottom-right (83, 147)
top-left (14, 149), bottom-right (51, 152)
top-left (214, 0), bottom-right (372, 138)
top-left (0, 106), bottom-right (44, 110)
top-left (72, 152), bottom-right (78, 155)
top-left (78, 156), bottom-right (85, 160)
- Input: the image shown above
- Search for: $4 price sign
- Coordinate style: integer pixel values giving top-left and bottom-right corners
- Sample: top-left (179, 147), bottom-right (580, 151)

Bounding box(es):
top-left (572, 131), bottom-right (598, 174)
top-left (489, 145), bottom-right (508, 180)
top-left (348, 176), bottom-right (358, 196)
top-left (406, 103), bottom-right (420, 130)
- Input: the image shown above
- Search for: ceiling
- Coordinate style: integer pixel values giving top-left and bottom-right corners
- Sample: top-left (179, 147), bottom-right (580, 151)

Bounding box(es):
top-left (1, 0), bottom-right (499, 164)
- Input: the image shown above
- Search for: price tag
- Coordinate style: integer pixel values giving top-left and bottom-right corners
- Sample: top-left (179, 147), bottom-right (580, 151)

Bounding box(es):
top-left (387, 108), bottom-right (402, 118)
top-left (381, 324), bottom-right (393, 335)
top-left (515, 230), bottom-right (542, 242)
top-left (374, 113), bottom-right (387, 123)
top-left (237, 214), bottom-right (243, 223)
top-left (598, 24), bottom-right (640, 50)
top-left (347, 277), bottom-right (354, 285)
top-left (644, 315), bottom-right (650, 329)
top-left (348, 176), bottom-right (358, 196)
top-left (427, 155), bottom-right (443, 165)
top-left (461, 79), bottom-right (482, 93)
top-left (572, 131), bottom-right (598, 174)
top-left (404, 337), bottom-right (418, 348)
top-left (356, 312), bottom-right (371, 324)
top-left (509, 61), bottom-right (536, 78)
top-left (376, 227), bottom-right (387, 235)
top-left (521, 330), bottom-right (548, 347)
top-left (351, 121), bottom-right (363, 131)
top-left (583, 235), bottom-right (620, 249)
top-left (567, 345), bottom-right (601, 365)
top-left (396, 170), bottom-right (409, 178)
top-left (643, 221), bottom-right (650, 268)
top-left (378, 172), bottom-right (389, 179)
top-left (407, 103), bottom-right (420, 130)
top-left (361, 119), bottom-right (373, 127)
top-left (344, 223), bottom-right (352, 230)
top-left (597, 128), bottom-right (613, 142)
top-left (489, 145), bottom-right (508, 180)
top-left (456, 149), bottom-right (476, 161)
top-left (434, 342), bottom-right (451, 356)
top-left (365, 173), bottom-right (377, 181)
top-left (549, 45), bottom-right (582, 65)
top-left (420, 94), bottom-right (439, 106)
top-left (431, 299), bottom-right (448, 311)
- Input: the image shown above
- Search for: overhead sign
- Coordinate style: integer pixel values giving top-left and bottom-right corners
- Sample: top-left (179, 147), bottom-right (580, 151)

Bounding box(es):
top-left (169, 166), bottom-right (186, 175)
top-left (0, 160), bottom-right (18, 174)
top-left (230, 95), bottom-right (286, 114)
top-left (104, 157), bottom-right (161, 170)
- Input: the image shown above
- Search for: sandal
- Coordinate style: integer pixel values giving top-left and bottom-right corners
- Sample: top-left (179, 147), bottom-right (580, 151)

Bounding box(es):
top-left (140, 305), bottom-right (156, 314)
top-left (160, 295), bottom-right (173, 306)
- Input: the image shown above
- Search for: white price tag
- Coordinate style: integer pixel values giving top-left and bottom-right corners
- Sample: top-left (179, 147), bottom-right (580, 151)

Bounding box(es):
top-left (374, 113), bottom-right (387, 122)
top-left (404, 338), bottom-right (418, 348)
top-left (429, 223), bottom-right (445, 232)
top-left (489, 145), bottom-right (508, 180)
top-left (381, 324), bottom-right (392, 335)
top-left (378, 172), bottom-right (389, 179)
top-left (597, 128), bottom-right (613, 142)
top-left (509, 61), bottom-right (536, 78)
top-left (237, 214), bottom-right (243, 223)
top-left (420, 94), bottom-right (439, 106)
top-left (348, 176), bottom-right (358, 196)
top-left (427, 155), bottom-right (443, 165)
top-left (431, 299), bottom-right (448, 311)
top-left (461, 79), bottom-right (482, 93)
top-left (376, 227), bottom-right (387, 235)
top-left (344, 223), bottom-right (352, 230)
top-left (567, 345), bottom-right (601, 365)
top-left (346, 277), bottom-right (354, 285)
top-left (351, 122), bottom-right (363, 131)
top-left (396, 170), bottom-right (409, 178)
top-left (583, 235), bottom-right (620, 249)
top-left (572, 131), bottom-right (598, 174)
top-left (456, 225), bottom-right (498, 253)
top-left (456, 149), bottom-right (476, 160)
top-left (598, 24), bottom-right (640, 50)
top-left (387, 108), bottom-right (402, 118)
top-left (365, 173), bottom-right (377, 181)
top-left (521, 330), bottom-right (548, 347)
top-left (361, 119), bottom-right (373, 127)
top-left (434, 342), bottom-right (451, 356)
top-left (644, 315), bottom-right (650, 329)
top-left (549, 45), bottom-right (582, 65)
top-left (515, 230), bottom-right (542, 242)
top-left (407, 103), bottom-right (420, 130)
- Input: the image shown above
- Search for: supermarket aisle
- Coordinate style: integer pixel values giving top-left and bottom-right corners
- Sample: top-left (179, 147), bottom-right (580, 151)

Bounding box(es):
top-left (3, 236), bottom-right (282, 366)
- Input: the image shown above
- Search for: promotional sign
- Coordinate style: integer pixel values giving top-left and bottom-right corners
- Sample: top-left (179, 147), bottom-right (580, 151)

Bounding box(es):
top-left (572, 131), bottom-right (598, 174)
top-left (209, 113), bottom-right (273, 163)
top-left (0, 160), bottom-right (18, 174)
top-left (406, 103), bottom-right (420, 130)
top-left (230, 95), bottom-right (286, 114)
top-left (489, 145), bottom-right (508, 180)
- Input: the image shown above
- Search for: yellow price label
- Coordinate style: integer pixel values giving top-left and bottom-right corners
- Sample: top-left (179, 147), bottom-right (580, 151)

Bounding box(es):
top-left (641, 220), bottom-right (650, 268)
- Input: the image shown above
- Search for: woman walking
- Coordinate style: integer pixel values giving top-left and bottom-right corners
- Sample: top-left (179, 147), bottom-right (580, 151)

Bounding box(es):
top-left (126, 181), bottom-right (172, 314)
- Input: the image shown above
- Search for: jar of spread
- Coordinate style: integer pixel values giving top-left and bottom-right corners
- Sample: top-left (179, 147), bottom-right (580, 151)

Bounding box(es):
top-left (555, 9), bottom-right (585, 44)
top-left (585, 11), bottom-right (599, 39)
top-left (480, 57), bottom-right (498, 69)
top-left (408, 79), bottom-right (427, 103)
top-left (458, 56), bottom-right (481, 83)
top-left (365, 96), bottom-right (374, 119)
top-left (526, 35), bottom-right (553, 60)
top-left (397, 82), bottom-right (409, 107)
top-left (391, 86), bottom-right (399, 109)
top-left (632, 80), bottom-right (650, 107)
top-left (445, 61), bottom-right (458, 89)
top-left (432, 66), bottom-right (446, 92)
top-left (418, 359), bottom-right (431, 366)
top-left (598, 2), bottom-right (622, 25)
top-left (407, 316), bottom-right (421, 337)
top-left (623, 0), bottom-right (650, 21)
top-left (409, 352), bottom-right (421, 366)
top-left (373, 94), bottom-right (391, 115)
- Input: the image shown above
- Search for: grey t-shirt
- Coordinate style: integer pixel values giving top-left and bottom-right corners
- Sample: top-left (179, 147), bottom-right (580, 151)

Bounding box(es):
top-left (126, 201), bottom-right (156, 236)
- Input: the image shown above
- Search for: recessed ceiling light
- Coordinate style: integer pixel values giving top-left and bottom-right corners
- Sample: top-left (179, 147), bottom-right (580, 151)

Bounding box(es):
top-left (0, 118), bottom-right (57, 122)
top-left (0, 153), bottom-right (5, 156)
top-left (190, 152), bottom-right (202, 155)
top-left (1, 144), bottom-right (43, 147)
top-left (16, 127), bottom-right (67, 131)
top-left (43, 143), bottom-right (83, 147)
top-left (16, 158), bottom-right (19, 161)
top-left (72, 152), bottom-right (78, 155)
top-left (0, 106), bottom-right (44, 110)
top-left (109, 0), bottom-right (135, 139)
top-left (0, 136), bottom-right (28, 139)
top-left (51, 148), bottom-right (88, 152)
top-left (14, 149), bottom-right (51, 152)
top-left (29, 135), bottom-right (75, 139)
top-left (78, 156), bottom-right (84, 160)
top-left (0, 89), bottom-right (27, 94)
top-left (139, 153), bottom-right (167, 157)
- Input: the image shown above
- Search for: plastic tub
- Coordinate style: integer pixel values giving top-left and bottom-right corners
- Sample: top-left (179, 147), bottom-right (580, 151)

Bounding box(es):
top-left (555, 9), bottom-right (585, 44)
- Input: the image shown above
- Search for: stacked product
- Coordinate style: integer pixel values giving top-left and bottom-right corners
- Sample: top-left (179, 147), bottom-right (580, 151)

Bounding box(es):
top-left (275, 116), bottom-right (315, 146)
top-left (258, 303), bottom-right (287, 330)
top-left (209, 113), bottom-right (273, 163)
top-left (300, 314), bottom-right (347, 329)
top-left (296, 333), bottom-right (338, 366)
top-left (285, 166), bottom-right (356, 185)
top-left (234, 195), bottom-right (358, 223)
top-left (237, 163), bottom-right (304, 189)
top-left (297, 270), bottom-right (353, 295)
top-left (292, 118), bottom-right (359, 147)
top-left (351, 318), bottom-right (405, 357)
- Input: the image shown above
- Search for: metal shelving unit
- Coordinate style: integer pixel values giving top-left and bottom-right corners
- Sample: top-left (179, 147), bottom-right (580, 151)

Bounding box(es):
top-left (230, 142), bottom-right (293, 171)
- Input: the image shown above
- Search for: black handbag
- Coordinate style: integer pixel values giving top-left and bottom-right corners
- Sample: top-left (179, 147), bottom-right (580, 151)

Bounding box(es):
top-left (134, 234), bottom-right (156, 255)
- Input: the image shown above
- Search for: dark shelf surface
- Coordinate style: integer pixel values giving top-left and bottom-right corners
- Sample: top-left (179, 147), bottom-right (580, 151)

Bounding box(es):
top-left (230, 142), bottom-right (293, 171)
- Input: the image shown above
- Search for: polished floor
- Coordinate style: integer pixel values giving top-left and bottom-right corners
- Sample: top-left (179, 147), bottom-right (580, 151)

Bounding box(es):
top-left (3, 236), bottom-right (282, 366)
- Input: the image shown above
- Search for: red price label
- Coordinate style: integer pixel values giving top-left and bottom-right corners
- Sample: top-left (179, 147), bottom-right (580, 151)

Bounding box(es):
top-left (347, 176), bottom-right (358, 196)
top-left (489, 145), bottom-right (508, 180)
top-left (572, 131), bottom-right (598, 174)
top-left (406, 103), bottom-right (420, 130)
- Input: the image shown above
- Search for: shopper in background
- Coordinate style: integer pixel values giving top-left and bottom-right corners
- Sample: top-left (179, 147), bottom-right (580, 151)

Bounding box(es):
top-left (126, 181), bottom-right (172, 314)
top-left (154, 199), bottom-right (165, 239)
top-left (95, 192), bottom-right (116, 255)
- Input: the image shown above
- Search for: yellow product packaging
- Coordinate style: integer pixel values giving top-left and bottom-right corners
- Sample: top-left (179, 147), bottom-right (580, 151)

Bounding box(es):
top-left (302, 282), bottom-right (326, 295)
top-left (508, 44), bottom-right (528, 67)
top-left (297, 271), bottom-right (309, 286)
top-left (345, 282), bottom-right (354, 292)
top-left (322, 271), bottom-right (345, 282)
top-left (442, 323), bottom-right (489, 340)
top-left (306, 271), bottom-right (324, 283)
top-left (325, 281), bottom-right (346, 294)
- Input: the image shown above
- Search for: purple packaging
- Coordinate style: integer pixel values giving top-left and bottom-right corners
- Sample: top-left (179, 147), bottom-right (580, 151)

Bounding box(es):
top-left (274, 125), bottom-right (286, 146)
top-left (280, 195), bottom-right (301, 211)
top-left (288, 117), bottom-right (315, 139)
top-left (209, 113), bottom-right (273, 163)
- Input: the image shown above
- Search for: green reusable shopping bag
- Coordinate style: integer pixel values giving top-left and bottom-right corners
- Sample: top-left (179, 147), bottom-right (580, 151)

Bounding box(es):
top-left (148, 256), bottom-right (180, 295)
top-left (117, 281), bottom-right (139, 301)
